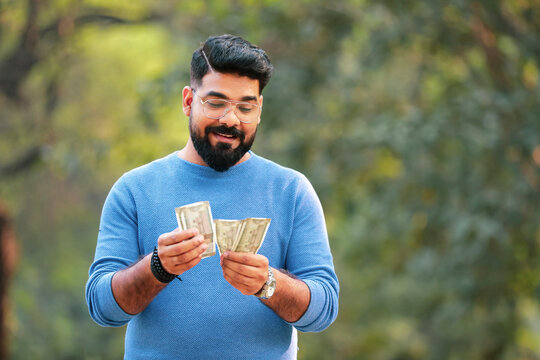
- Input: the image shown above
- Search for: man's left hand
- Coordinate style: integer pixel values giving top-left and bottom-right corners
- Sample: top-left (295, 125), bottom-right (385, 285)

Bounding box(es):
top-left (220, 252), bottom-right (269, 295)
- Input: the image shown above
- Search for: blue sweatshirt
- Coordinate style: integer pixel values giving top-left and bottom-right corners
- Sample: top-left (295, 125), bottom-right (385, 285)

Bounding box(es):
top-left (86, 152), bottom-right (339, 359)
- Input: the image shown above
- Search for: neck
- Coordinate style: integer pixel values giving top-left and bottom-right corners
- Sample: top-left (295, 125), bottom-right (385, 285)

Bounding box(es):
top-left (178, 138), bottom-right (206, 166)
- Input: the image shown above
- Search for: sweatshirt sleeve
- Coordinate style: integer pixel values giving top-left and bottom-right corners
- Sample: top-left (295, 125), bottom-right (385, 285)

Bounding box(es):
top-left (85, 176), bottom-right (140, 327)
top-left (285, 175), bottom-right (339, 332)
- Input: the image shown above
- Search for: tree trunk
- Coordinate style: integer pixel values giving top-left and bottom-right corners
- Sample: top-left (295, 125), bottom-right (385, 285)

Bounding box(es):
top-left (0, 204), bottom-right (17, 360)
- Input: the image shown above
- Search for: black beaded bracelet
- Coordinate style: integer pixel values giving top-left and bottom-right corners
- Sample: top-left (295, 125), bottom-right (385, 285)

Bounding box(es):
top-left (150, 247), bottom-right (181, 283)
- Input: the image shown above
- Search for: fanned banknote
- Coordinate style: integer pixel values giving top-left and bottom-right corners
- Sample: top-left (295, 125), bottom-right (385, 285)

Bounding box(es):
top-left (214, 218), bottom-right (271, 255)
top-left (234, 218), bottom-right (271, 254)
top-left (175, 201), bottom-right (216, 258)
top-left (214, 219), bottom-right (242, 254)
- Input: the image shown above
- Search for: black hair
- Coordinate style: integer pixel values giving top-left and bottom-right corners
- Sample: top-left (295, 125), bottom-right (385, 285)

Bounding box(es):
top-left (190, 34), bottom-right (273, 94)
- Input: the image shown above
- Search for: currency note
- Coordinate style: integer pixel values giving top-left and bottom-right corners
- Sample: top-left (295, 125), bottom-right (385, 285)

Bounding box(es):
top-left (234, 218), bottom-right (271, 254)
top-left (214, 219), bottom-right (242, 255)
top-left (230, 220), bottom-right (245, 252)
top-left (175, 201), bottom-right (216, 258)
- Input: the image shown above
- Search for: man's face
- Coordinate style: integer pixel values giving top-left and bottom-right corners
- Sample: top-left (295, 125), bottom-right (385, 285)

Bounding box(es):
top-left (187, 72), bottom-right (262, 172)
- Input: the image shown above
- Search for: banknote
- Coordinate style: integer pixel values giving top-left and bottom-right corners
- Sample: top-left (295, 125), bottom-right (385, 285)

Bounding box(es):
top-left (175, 201), bottom-right (216, 258)
top-left (214, 219), bottom-right (242, 255)
top-left (234, 218), bottom-right (271, 254)
top-left (214, 217), bottom-right (271, 254)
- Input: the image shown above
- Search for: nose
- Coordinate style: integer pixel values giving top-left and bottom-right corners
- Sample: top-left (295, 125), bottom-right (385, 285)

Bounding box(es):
top-left (218, 106), bottom-right (241, 127)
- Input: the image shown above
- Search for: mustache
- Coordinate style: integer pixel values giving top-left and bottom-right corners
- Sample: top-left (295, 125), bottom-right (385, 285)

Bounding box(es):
top-left (205, 125), bottom-right (245, 140)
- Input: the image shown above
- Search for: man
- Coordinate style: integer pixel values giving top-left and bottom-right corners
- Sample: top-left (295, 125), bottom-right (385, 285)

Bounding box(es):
top-left (86, 34), bottom-right (339, 359)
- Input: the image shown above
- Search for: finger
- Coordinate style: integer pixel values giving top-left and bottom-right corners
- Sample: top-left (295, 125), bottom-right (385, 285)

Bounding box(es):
top-left (222, 252), bottom-right (268, 268)
top-left (171, 242), bottom-right (207, 266)
top-left (158, 228), bottom-right (199, 247)
top-left (221, 258), bottom-right (260, 279)
top-left (163, 235), bottom-right (204, 256)
top-left (222, 267), bottom-right (255, 289)
top-left (169, 253), bottom-right (204, 275)
top-left (163, 242), bottom-right (207, 274)
top-left (179, 255), bottom-right (203, 271)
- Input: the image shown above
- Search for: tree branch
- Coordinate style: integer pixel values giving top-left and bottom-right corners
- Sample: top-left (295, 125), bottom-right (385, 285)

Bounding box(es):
top-left (0, 0), bottom-right (41, 101)
top-left (0, 146), bottom-right (42, 178)
top-left (0, 6), bottom-right (165, 101)
top-left (470, 2), bottom-right (511, 91)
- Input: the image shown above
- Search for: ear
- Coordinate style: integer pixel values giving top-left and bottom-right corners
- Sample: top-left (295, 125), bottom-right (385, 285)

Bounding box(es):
top-left (257, 95), bottom-right (263, 124)
top-left (182, 86), bottom-right (193, 116)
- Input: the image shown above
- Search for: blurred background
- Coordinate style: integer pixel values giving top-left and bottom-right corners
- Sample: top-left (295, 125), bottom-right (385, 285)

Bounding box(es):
top-left (1, 0), bottom-right (540, 359)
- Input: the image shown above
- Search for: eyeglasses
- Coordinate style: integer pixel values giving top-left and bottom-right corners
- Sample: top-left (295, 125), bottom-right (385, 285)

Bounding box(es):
top-left (192, 90), bottom-right (261, 124)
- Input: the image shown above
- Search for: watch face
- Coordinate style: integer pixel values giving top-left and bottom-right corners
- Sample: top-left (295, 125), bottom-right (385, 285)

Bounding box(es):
top-left (266, 285), bottom-right (275, 297)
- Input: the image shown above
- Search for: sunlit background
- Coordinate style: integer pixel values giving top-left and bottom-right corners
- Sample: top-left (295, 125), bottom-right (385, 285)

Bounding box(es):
top-left (1, 1), bottom-right (540, 359)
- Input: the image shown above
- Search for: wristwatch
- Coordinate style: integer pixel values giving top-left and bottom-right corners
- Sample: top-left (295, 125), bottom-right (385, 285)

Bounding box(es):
top-left (255, 267), bottom-right (276, 299)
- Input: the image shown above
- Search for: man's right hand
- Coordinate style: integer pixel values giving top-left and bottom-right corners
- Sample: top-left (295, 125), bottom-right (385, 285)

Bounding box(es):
top-left (157, 228), bottom-right (207, 276)
top-left (112, 227), bottom-right (207, 315)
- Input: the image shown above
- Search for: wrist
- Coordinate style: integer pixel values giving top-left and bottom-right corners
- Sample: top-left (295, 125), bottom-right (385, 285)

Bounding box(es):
top-left (255, 267), bottom-right (276, 299)
top-left (150, 247), bottom-right (178, 283)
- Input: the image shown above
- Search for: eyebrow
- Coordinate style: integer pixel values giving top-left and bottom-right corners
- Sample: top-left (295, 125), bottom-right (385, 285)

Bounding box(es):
top-left (203, 90), bottom-right (258, 102)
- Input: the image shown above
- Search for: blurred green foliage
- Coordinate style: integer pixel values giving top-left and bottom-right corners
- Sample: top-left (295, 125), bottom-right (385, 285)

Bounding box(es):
top-left (1, 0), bottom-right (539, 359)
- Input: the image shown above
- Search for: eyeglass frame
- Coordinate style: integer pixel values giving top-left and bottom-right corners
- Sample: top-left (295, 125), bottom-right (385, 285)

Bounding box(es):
top-left (191, 88), bottom-right (262, 124)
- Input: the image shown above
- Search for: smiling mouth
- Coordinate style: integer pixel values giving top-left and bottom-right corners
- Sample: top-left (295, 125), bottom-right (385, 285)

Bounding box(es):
top-left (206, 125), bottom-right (244, 144)
top-left (212, 132), bottom-right (238, 144)
top-left (216, 132), bottom-right (235, 138)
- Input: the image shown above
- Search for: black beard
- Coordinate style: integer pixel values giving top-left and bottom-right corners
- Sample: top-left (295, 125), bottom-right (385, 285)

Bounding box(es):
top-left (189, 116), bottom-right (256, 172)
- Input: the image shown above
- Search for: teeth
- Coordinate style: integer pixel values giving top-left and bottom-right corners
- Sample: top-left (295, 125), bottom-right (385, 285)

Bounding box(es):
top-left (217, 133), bottom-right (234, 138)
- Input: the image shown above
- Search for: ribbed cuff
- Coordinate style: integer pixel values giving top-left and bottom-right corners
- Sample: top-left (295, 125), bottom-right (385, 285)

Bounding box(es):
top-left (287, 278), bottom-right (324, 329)
top-left (100, 272), bottom-right (135, 325)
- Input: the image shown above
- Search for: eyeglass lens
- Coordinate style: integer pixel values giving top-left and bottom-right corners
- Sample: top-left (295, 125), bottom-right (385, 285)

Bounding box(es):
top-left (202, 99), bottom-right (259, 123)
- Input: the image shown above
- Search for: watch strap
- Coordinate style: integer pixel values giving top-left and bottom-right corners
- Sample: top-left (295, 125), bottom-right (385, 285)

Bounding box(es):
top-left (255, 267), bottom-right (276, 299)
